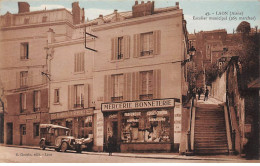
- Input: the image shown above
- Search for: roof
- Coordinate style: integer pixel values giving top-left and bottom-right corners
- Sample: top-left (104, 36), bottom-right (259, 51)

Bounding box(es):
top-left (248, 78), bottom-right (260, 89)
top-left (84, 6), bottom-right (180, 26)
top-left (40, 124), bottom-right (70, 130)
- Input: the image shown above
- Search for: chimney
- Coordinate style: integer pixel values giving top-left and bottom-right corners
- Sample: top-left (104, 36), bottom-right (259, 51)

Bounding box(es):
top-left (176, 2), bottom-right (179, 8)
top-left (132, 1), bottom-right (154, 18)
top-left (72, 2), bottom-right (84, 24)
top-left (18, 2), bottom-right (30, 13)
top-left (47, 28), bottom-right (55, 44)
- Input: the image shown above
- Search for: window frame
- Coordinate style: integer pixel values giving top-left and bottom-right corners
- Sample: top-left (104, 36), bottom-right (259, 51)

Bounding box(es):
top-left (20, 42), bottom-right (29, 60)
top-left (20, 93), bottom-right (27, 113)
top-left (74, 84), bottom-right (84, 108)
top-left (74, 52), bottom-right (85, 73)
top-left (33, 123), bottom-right (40, 137)
top-left (140, 70), bottom-right (153, 100)
top-left (140, 32), bottom-right (154, 57)
top-left (20, 71), bottom-right (28, 87)
top-left (33, 90), bottom-right (41, 112)
top-left (111, 74), bottom-right (124, 102)
top-left (54, 88), bottom-right (60, 104)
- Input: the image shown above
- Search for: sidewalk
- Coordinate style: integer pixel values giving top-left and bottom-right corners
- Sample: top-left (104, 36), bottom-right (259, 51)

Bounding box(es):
top-left (0, 144), bottom-right (247, 162)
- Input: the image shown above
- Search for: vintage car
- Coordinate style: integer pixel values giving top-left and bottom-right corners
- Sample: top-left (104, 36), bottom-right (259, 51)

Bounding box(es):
top-left (39, 124), bottom-right (89, 153)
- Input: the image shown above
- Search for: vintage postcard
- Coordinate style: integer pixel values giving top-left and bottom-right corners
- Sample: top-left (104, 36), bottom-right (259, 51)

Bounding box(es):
top-left (0, 0), bottom-right (259, 164)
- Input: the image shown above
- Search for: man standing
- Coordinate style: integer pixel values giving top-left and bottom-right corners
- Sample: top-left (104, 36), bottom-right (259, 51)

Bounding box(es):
top-left (204, 87), bottom-right (209, 101)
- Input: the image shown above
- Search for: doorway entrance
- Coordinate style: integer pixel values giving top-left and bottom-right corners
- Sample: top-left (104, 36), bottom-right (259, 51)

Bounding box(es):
top-left (105, 113), bottom-right (118, 152)
top-left (6, 123), bottom-right (13, 145)
top-left (20, 124), bottom-right (26, 145)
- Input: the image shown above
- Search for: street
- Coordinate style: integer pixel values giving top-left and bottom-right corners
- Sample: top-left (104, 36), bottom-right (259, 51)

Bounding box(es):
top-left (0, 146), bottom-right (245, 163)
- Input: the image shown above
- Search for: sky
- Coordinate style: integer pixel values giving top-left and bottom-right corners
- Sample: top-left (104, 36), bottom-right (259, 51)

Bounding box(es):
top-left (0, 0), bottom-right (259, 34)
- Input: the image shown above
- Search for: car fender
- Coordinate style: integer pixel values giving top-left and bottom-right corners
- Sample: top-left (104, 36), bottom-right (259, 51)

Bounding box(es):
top-left (39, 138), bottom-right (46, 144)
top-left (55, 137), bottom-right (62, 147)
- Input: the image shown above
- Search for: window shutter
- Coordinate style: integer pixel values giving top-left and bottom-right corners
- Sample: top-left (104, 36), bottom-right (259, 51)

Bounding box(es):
top-left (153, 30), bottom-right (161, 55)
top-left (123, 73), bottom-right (131, 101)
top-left (16, 72), bottom-right (20, 89)
top-left (131, 72), bottom-right (140, 100)
top-left (68, 85), bottom-right (75, 110)
top-left (20, 44), bottom-right (24, 59)
top-left (111, 38), bottom-right (118, 60)
top-left (28, 70), bottom-right (33, 86)
top-left (104, 75), bottom-right (112, 102)
top-left (133, 34), bottom-right (141, 58)
top-left (84, 84), bottom-right (89, 108)
top-left (82, 52), bottom-right (85, 72)
top-left (124, 36), bottom-right (130, 59)
top-left (153, 69), bottom-right (161, 99)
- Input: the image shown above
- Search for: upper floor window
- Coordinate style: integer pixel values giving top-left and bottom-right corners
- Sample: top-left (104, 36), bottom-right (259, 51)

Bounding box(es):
top-left (118, 37), bottom-right (124, 60)
top-left (54, 89), bottom-right (60, 103)
top-left (134, 30), bottom-right (161, 58)
top-left (140, 70), bottom-right (153, 100)
top-left (74, 84), bottom-right (84, 108)
top-left (34, 91), bottom-right (41, 111)
top-left (20, 71), bottom-right (28, 87)
top-left (111, 36), bottom-right (130, 60)
top-left (141, 32), bottom-right (153, 56)
top-left (20, 93), bottom-right (26, 113)
top-left (42, 16), bottom-right (47, 23)
top-left (111, 74), bottom-right (124, 102)
top-left (20, 42), bottom-right (29, 60)
top-left (33, 123), bottom-right (40, 137)
top-left (74, 52), bottom-right (85, 72)
top-left (24, 18), bottom-right (29, 24)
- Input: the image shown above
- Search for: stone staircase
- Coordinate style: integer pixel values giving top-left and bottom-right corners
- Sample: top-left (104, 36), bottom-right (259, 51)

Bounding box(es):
top-left (194, 105), bottom-right (229, 155)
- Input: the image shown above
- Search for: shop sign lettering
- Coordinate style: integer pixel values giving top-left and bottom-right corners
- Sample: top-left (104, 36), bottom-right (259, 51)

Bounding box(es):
top-left (124, 112), bottom-right (141, 117)
top-left (147, 110), bottom-right (168, 116)
top-left (50, 109), bottom-right (93, 119)
top-left (127, 118), bottom-right (139, 123)
top-left (102, 99), bottom-right (174, 111)
top-left (148, 117), bottom-right (166, 122)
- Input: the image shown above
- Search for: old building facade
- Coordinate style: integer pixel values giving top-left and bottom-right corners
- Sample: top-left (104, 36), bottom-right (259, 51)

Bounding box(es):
top-left (0, 2), bottom-right (85, 146)
top-left (0, 1), bottom-right (189, 152)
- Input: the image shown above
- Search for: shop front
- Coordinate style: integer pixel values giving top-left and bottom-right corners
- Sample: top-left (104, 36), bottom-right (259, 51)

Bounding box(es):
top-left (50, 109), bottom-right (94, 146)
top-left (101, 98), bottom-right (176, 152)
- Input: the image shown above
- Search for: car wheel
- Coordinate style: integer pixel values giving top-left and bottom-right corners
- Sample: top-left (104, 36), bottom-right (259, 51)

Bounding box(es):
top-left (40, 140), bottom-right (45, 150)
top-left (76, 146), bottom-right (82, 153)
top-left (55, 148), bottom-right (60, 152)
top-left (60, 142), bottom-right (68, 152)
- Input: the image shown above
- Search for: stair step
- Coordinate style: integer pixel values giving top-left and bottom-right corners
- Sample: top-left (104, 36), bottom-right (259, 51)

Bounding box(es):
top-left (195, 145), bottom-right (228, 148)
top-left (195, 149), bottom-right (229, 155)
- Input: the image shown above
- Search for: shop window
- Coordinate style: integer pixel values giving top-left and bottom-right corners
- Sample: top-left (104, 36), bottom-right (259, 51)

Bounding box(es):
top-left (111, 74), bottom-right (124, 102)
top-left (141, 32), bottom-right (153, 56)
top-left (140, 71), bottom-right (153, 100)
top-left (74, 84), bottom-right (84, 108)
top-left (33, 123), bottom-right (40, 137)
top-left (20, 71), bottom-right (28, 87)
top-left (74, 52), bottom-right (85, 73)
top-left (20, 93), bottom-right (26, 113)
top-left (121, 110), bottom-right (170, 143)
top-left (78, 116), bottom-right (93, 138)
top-left (33, 91), bottom-right (41, 112)
top-left (20, 42), bottom-right (29, 60)
top-left (54, 89), bottom-right (60, 103)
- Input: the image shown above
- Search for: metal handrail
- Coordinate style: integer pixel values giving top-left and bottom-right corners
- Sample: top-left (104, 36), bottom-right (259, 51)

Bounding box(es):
top-left (226, 95), bottom-right (236, 153)
top-left (186, 97), bottom-right (194, 153)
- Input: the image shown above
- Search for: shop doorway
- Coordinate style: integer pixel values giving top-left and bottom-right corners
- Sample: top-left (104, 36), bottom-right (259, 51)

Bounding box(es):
top-left (20, 124), bottom-right (26, 145)
top-left (6, 123), bottom-right (13, 145)
top-left (105, 114), bottom-right (118, 152)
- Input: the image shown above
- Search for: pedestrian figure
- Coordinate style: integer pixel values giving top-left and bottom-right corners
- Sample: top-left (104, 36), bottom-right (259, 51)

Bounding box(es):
top-left (107, 135), bottom-right (114, 156)
top-left (204, 87), bottom-right (209, 101)
top-left (197, 88), bottom-right (202, 100)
